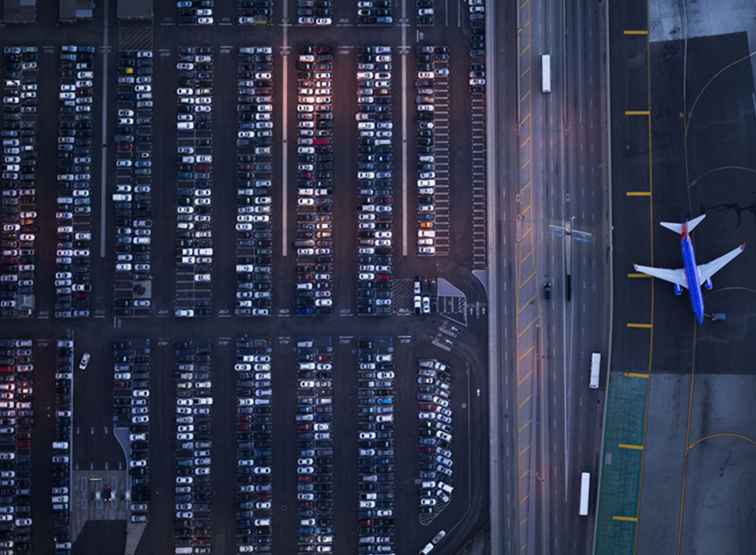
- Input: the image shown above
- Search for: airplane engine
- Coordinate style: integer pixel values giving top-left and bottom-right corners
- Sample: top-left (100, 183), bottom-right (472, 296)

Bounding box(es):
top-left (673, 283), bottom-right (683, 296)
top-left (705, 278), bottom-right (713, 290)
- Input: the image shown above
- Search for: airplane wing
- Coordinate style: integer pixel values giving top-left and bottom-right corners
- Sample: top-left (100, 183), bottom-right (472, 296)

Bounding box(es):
top-left (696, 243), bottom-right (746, 286)
top-left (633, 264), bottom-right (688, 288)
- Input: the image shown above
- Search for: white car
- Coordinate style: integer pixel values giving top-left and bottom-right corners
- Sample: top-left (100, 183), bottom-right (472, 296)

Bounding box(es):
top-left (79, 352), bottom-right (90, 370)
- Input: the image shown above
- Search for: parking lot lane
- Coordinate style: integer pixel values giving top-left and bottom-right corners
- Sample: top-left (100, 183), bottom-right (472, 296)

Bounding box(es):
top-left (271, 338), bottom-right (297, 554)
top-left (333, 48), bottom-right (358, 315)
top-left (333, 339), bottom-right (359, 553)
top-left (210, 338), bottom-right (235, 554)
top-left (210, 47), bottom-right (237, 316)
top-left (31, 340), bottom-right (55, 555)
top-left (142, 339), bottom-right (174, 555)
top-left (151, 50), bottom-right (179, 315)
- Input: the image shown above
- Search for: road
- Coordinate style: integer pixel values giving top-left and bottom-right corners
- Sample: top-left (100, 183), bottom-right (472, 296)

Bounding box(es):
top-left (490, 0), bottom-right (611, 553)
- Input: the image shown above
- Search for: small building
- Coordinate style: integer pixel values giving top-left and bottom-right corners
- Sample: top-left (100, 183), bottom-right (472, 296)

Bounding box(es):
top-left (117, 0), bottom-right (152, 20)
top-left (59, 0), bottom-right (94, 22)
top-left (3, 0), bottom-right (37, 23)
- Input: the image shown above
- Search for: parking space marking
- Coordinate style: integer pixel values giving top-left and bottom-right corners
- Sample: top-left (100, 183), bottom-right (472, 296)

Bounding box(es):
top-left (626, 191), bottom-right (651, 197)
top-left (627, 273), bottom-right (650, 279)
top-left (618, 443), bottom-right (644, 451)
top-left (623, 30), bottom-right (649, 36)
top-left (626, 322), bottom-right (653, 329)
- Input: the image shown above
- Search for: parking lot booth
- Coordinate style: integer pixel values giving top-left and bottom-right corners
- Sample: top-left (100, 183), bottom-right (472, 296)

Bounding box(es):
top-left (117, 0), bottom-right (152, 20)
top-left (59, 0), bottom-right (94, 22)
top-left (3, 0), bottom-right (36, 22)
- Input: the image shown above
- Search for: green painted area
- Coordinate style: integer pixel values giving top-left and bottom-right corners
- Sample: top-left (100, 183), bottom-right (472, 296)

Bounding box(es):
top-left (594, 374), bottom-right (648, 555)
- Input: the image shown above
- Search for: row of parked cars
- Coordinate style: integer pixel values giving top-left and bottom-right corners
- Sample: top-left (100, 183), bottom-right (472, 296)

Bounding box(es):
top-left (112, 340), bottom-right (152, 524)
top-left (113, 50), bottom-right (154, 317)
top-left (417, 359), bottom-right (454, 517)
top-left (295, 338), bottom-right (335, 553)
top-left (235, 338), bottom-right (273, 553)
top-left (52, 340), bottom-right (74, 555)
top-left (176, 0), bottom-right (214, 24)
top-left (355, 46), bottom-right (394, 317)
top-left (174, 47), bottom-right (214, 319)
top-left (357, 0), bottom-right (393, 24)
top-left (0, 47), bottom-right (37, 319)
top-left (235, 47), bottom-right (274, 318)
top-left (414, 46), bottom-right (449, 257)
top-left (174, 340), bottom-right (213, 554)
top-left (0, 340), bottom-right (33, 554)
top-left (416, 0), bottom-right (434, 24)
top-left (55, 45), bottom-right (95, 319)
top-left (295, 46), bottom-right (335, 316)
top-left (238, 0), bottom-right (272, 24)
top-left (468, 0), bottom-right (485, 58)
top-left (356, 339), bottom-right (396, 554)
top-left (297, 0), bottom-right (332, 25)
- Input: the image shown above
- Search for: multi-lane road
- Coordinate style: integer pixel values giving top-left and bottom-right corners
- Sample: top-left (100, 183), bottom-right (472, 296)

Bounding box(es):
top-left (489, 0), bottom-right (611, 553)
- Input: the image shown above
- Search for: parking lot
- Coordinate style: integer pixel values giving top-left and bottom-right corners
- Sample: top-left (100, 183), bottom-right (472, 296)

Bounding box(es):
top-left (0, 1), bottom-right (491, 554)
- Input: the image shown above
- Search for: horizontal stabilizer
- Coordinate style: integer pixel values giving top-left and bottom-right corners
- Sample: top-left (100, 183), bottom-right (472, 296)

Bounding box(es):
top-left (660, 214), bottom-right (706, 235)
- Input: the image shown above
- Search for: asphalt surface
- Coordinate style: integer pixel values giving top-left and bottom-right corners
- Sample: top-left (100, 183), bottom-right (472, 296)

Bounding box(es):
top-left (490, 0), bottom-right (610, 553)
top-left (0, 1), bottom-right (492, 554)
top-left (607, 1), bottom-right (756, 554)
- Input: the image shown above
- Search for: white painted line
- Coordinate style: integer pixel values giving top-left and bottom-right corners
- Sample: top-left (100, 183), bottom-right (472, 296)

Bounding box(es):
top-left (281, 48), bottom-right (289, 257)
top-left (401, 56), bottom-right (408, 256)
top-left (99, 0), bottom-right (110, 259)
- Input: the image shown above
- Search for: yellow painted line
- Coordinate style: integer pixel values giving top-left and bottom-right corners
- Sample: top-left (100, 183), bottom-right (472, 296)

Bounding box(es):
top-left (518, 297), bottom-right (536, 315)
top-left (625, 110), bottom-right (650, 116)
top-left (518, 345), bottom-right (535, 362)
top-left (518, 421), bottom-right (531, 433)
top-left (518, 394), bottom-right (532, 409)
top-left (619, 443), bottom-right (644, 451)
top-left (627, 273), bottom-right (650, 278)
top-left (623, 29), bottom-right (648, 36)
top-left (612, 515), bottom-right (639, 523)
top-left (521, 272), bottom-right (536, 288)
top-left (517, 370), bottom-right (532, 385)
top-left (626, 322), bottom-right (653, 329)
top-left (517, 319), bottom-right (535, 338)
top-left (519, 250), bottom-right (533, 266)
top-left (688, 432), bottom-right (756, 450)
top-left (624, 371), bottom-right (650, 379)
top-left (626, 191), bottom-right (651, 197)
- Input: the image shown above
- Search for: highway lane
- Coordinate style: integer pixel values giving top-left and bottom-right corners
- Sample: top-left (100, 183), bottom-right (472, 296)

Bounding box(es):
top-left (519, 0), bottom-right (611, 552)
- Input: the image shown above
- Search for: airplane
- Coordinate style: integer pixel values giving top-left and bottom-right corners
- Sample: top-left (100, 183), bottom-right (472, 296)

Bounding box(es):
top-left (633, 214), bottom-right (745, 325)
